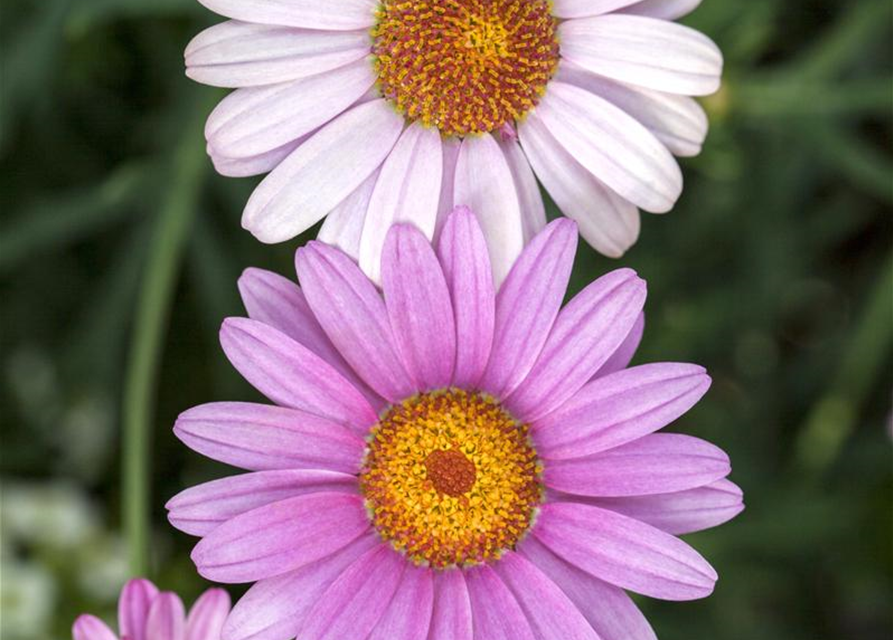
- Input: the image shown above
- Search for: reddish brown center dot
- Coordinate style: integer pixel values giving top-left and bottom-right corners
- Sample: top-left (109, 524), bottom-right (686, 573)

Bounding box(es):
top-left (425, 448), bottom-right (477, 496)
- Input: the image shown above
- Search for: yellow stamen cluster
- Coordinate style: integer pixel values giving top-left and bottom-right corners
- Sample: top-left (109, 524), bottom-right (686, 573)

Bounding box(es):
top-left (360, 389), bottom-right (543, 568)
top-left (372, 0), bottom-right (560, 137)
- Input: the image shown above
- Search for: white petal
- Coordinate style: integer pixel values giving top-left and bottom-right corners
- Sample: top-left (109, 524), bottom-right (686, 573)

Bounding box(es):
top-left (621, 0), bottom-right (703, 20)
top-left (196, 0), bottom-right (377, 31)
top-left (434, 138), bottom-right (462, 241)
top-left (243, 100), bottom-right (404, 244)
top-left (558, 14), bottom-right (723, 96)
top-left (209, 138), bottom-right (303, 177)
top-left (359, 122), bottom-right (443, 284)
top-left (318, 169), bottom-right (380, 261)
top-left (453, 134), bottom-right (525, 286)
top-left (535, 81), bottom-right (681, 213)
top-left (553, 0), bottom-right (642, 19)
top-left (498, 138), bottom-right (547, 242)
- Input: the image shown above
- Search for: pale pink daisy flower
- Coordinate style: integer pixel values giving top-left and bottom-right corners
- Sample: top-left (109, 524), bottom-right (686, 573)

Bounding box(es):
top-left (167, 207), bottom-right (742, 640)
top-left (72, 579), bottom-right (230, 640)
top-left (187, 0), bottom-right (722, 283)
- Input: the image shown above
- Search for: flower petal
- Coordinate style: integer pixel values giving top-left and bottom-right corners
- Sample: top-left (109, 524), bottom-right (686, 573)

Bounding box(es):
top-left (535, 502), bottom-right (717, 600)
top-left (592, 312), bottom-right (644, 378)
top-left (119, 579), bottom-right (160, 640)
top-left (558, 15), bottom-right (723, 96)
top-left (220, 317), bottom-right (378, 432)
top-left (242, 100), bottom-right (403, 244)
top-left (300, 545), bottom-right (406, 640)
top-left (535, 81), bottom-right (681, 213)
top-left (167, 470), bottom-right (358, 536)
top-left (223, 534), bottom-right (378, 640)
top-left (453, 134), bottom-right (525, 286)
top-left (206, 59), bottom-right (375, 159)
top-left (210, 138), bottom-right (302, 177)
top-left (185, 589), bottom-right (230, 640)
top-left (519, 537), bottom-right (657, 640)
top-left (428, 570), bottom-right (473, 640)
top-left (498, 138), bottom-right (547, 242)
top-left (146, 593), bottom-right (186, 640)
top-left (532, 363), bottom-right (711, 459)
top-left (318, 168), bottom-right (380, 261)
top-left (479, 219), bottom-right (577, 400)
top-left (367, 566), bottom-right (434, 640)
top-left (571, 478), bottom-right (745, 535)
top-left (73, 616), bottom-right (118, 640)
top-left (558, 65), bottom-right (708, 157)
top-left (464, 565), bottom-right (535, 640)
top-left (553, 0), bottom-right (641, 19)
top-left (544, 433), bottom-right (731, 497)
top-left (621, 0), bottom-right (703, 21)
top-left (434, 138), bottom-right (462, 239)
top-left (359, 121), bottom-right (443, 284)
top-left (382, 224), bottom-right (456, 390)
top-left (437, 206), bottom-right (495, 389)
top-left (192, 493), bottom-right (369, 583)
top-left (196, 0), bottom-right (377, 31)
top-left (492, 552), bottom-right (601, 640)
top-left (186, 21), bottom-right (371, 88)
top-left (518, 112), bottom-right (640, 257)
top-left (174, 402), bottom-right (365, 472)
top-left (296, 240), bottom-right (417, 402)
top-left (506, 268), bottom-right (647, 422)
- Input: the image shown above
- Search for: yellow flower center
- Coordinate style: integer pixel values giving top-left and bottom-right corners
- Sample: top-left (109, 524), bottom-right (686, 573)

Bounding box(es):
top-left (371, 0), bottom-right (560, 137)
top-left (359, 389), bottom-right (543, 568)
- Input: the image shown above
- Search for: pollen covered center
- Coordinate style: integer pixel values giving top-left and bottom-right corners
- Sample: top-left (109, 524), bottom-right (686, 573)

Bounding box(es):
top-left (359, 389), bottom-right (543, 568)
top-left (372, 0), bottom-right (560, 137)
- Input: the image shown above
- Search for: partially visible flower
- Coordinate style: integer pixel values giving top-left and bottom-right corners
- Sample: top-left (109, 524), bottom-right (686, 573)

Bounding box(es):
top-left (72, 579), bottom-right (230, 640)
top-left (186, 0), bottom-right (722, 282)
top-left (167, 207), bottom-right (742, 640)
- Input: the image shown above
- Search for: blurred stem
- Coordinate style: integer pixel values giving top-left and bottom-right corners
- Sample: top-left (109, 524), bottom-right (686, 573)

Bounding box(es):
top-left (122, 107), bottom-right (209, 576)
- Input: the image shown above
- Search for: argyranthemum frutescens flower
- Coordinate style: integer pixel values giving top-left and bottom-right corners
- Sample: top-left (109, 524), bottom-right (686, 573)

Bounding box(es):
top-left (166, 207), bottom-right (742, 640)
top-left (186, 0), bottom-right (722, 282)
top-left (72, 579), bottom-right (230, 640)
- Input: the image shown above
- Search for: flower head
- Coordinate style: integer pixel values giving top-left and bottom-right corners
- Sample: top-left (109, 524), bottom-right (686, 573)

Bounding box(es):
top-left (168, 207), bottom-right (742, 640)
top-left (187, 0), bottom-right (722, 282)
top-left (72, 579), bottom-right (230, 640)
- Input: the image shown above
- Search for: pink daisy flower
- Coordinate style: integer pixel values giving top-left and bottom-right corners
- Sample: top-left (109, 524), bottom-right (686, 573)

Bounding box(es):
top-left (167, 207), bottom-right (742, 640)
top-left (187, 0), bottom-right (722, 282)
top-left (72, 579), bottom-right (230, 640)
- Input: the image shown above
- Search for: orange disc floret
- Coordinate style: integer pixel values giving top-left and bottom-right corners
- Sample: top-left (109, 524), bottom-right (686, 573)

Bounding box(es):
top-left (372, 0), bottom-right (560, 137)
top-left (359, 389), bottom-right (543, 568)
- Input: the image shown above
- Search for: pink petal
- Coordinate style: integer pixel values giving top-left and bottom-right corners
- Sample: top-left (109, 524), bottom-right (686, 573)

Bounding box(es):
top-left (205, 58), bottom-right (375, 159)
top-left (532, 363), bottom-right (711, 459)
top-left (146, 593), bottom-right (186, 640)
top-left (621, 0), bottom-right (703, 21)
top-left (558, 15), bottom-right (723, 96)
top-left (544, 433), bottom-right (731, 497)
top-left (300, 546), bottom-right (406, 640)
top-left (119, 578), bottom-right (160, 640)
top-left (318, 168), bottom-right (380, 261)
top-left (367, 566), bottom-right (434, 640)
top-left (553, 0), bottom-right (641, 19)
top-left (295, 240), bottom-right (416, 402)
top-left (464, 565), bottom-right (535, 640)
top-left (535, 502), bottom-right (717, 600)
top-left (492, 552), bottom-right (600, 640)
top-left (242, 100), bottom-right (402, 244)
top-left (520, 537), bottom-right (657, 640)
top-left (222, 535), bottom-right (378, 640)
top-left (381, 224), bottom-right (456, 390)
top-left (186, 21), bottom-right (371, 88)
top-left (593, 312), bottom-right (644, 378)
top-left (498, 138), bottom-right (547, 242)
top-left (479, 219), bottom-right (577, 400)
top-left (237, 268), bottom-right (382, 409)
top-left (454, 134), bottom-right (525, 286)
top-left (73, 615), bottom-right (118, 640)
top-left (219, 317), bottom-right (378, 432)
top-left (359, 122), bottom-right (443, 284)
top-left (195, 0), bottom-right (377, 31)
top-left (437, 206), bottom-right (496, 390)
top-left (506, 268), bottom-right (647, 422)
top-left (209, 138), bottom-right (302, 177)
top-left (518, 113), bottom-right (640, 257)
top-left (192, 493), bottom-right (369, 583)
top-left (535, 81), bottom-right (682, 213)
top-left (428, 570), bottom-right (473, 640)
top-left (166, 470), bottom-right (358, 536)
top-left (174, 402), bottom-right (365, 472)
top-left (185, 589), bottom-right (230, 640)
top-left (569, 478), bottom-right (745, 535)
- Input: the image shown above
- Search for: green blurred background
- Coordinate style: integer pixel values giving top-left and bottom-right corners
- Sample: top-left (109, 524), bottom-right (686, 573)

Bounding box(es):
top-left (1, 0), bottom-right (891, 638)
